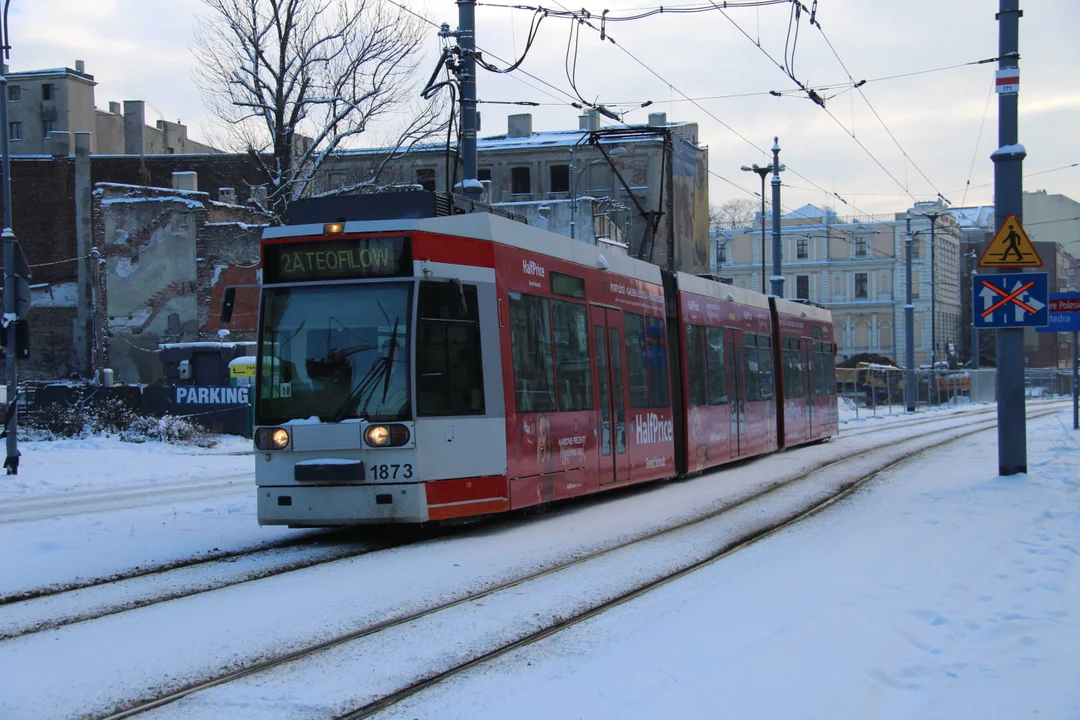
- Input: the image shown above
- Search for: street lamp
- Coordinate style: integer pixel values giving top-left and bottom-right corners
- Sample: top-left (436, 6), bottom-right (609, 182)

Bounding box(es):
top-left (570, 146), bottom-right (625, 240)
top-left (741, 164), bottom-right (772, 292)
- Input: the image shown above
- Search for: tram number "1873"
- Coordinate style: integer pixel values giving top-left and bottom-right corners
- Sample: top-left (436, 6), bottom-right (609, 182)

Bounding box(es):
top-left (369, 463), bottom-right (413, 480)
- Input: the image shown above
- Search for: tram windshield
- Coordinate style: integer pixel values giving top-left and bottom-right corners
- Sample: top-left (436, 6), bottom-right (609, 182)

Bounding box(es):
top-left (256, 283), bottom-right (412, 425)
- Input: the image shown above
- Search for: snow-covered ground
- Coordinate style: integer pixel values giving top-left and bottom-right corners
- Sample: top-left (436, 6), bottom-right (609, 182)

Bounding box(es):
top-left (377, 408), bottom-right (1080, 720)
top-left (0, 435), bottom-right (294, 596)
top-left (0, 402), bottom-right (1076, 719)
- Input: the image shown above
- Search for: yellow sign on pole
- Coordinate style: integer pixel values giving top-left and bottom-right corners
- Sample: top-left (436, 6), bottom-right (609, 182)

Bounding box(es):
top-left (978, 214), bottom-right (1042, 268)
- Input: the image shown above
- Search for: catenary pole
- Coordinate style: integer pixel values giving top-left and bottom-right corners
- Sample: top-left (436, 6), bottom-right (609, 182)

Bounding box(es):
top-left (970, 249), bottom-right (980, 369)
top-left (1073, 330), bottom-right (1078, 430)
top-left (905, 215), bottom-right (916, 411)
top-left (0, 1), bottom-right (19, 475)
top-left (992, 0), bottom-right (1026, 475)
top-left (457, 0), bottom-right (482, 199)
top-left (769, 137), bottom-right (784, 298)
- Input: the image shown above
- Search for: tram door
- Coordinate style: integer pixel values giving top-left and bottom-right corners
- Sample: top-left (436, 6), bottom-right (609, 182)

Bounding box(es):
top-left (592, 307), bottom-right (630, 485)
top-left (727, 328), bottom-right (746, 456)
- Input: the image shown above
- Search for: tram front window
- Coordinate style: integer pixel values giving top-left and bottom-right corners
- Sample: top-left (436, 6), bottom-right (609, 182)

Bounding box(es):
top-left (257, 283), bottom-right (412, 425)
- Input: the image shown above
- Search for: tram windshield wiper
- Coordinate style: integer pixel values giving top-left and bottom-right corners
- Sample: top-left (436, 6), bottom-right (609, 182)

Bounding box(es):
top-left (327, 316), bottom-right (401, 424)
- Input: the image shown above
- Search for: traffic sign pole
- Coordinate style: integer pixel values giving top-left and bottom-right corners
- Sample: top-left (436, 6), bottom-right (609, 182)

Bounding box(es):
top-left (992, 0), bottom-right (1026, 476)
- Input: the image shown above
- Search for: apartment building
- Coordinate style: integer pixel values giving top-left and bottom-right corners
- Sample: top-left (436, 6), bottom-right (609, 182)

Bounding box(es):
top-left (5, 61), bottom-right (218, 155)
top-left (316, 111), bottom-right (712, 275)
top-left (715, 202), bottom-right (962, 367)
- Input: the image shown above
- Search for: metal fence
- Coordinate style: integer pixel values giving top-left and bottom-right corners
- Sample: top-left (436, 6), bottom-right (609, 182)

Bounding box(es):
top-left (1024, 368), bottom-right (1075, 399)
top-left (839, 366), bottom-right (1077, 417)
top-left (836, 366), bottom-right (974, 419)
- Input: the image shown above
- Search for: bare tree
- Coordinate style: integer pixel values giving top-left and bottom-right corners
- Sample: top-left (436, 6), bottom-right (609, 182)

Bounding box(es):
top-left (194, 0), bottom-right (446, 219)
top-left (710, 198), bottom-right (761, 230)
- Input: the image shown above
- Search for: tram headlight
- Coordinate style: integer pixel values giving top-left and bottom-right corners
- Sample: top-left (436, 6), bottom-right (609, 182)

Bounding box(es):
top-left (255, 427), bottom-right (290, 450)
top-left (364, 423), bottom-right (410, 448)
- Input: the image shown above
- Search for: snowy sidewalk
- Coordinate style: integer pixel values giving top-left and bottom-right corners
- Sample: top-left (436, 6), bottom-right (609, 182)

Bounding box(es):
top-left (378, 409), bottom-right (1080, 720)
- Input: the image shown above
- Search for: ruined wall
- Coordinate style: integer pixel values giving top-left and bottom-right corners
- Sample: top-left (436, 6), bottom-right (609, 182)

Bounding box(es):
top-left (95, 184), bottom-right (204, 384)
top-left (198, 221), bottom-right (262, 340)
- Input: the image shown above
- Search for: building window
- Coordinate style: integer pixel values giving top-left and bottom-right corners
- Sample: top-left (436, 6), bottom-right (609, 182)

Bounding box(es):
top-left (43, 120), bottom-right (56, 136)
top-left (717, 244), bottom-right (728, 263)
top-left (855, 272), bottom-right (868, 299)
top-left (911, 236), bottom-right (920, 258)
top-left (8, 122), bottom-right (21, 141)
top-left (797, 236), bottom-right (808, 259)
top-left (549, 164), bottom-right (569, 193)
top-left (511, 166), bottom-right (531, 195)
top-left (796, 275), bottom-right (809, 300)
top-left (415, 168), bottom-right (436, 192)
top-left (855, 236), bottom-right (868, 257)
top-left (477, 168), bottom-right (491, 182)
top-left (912, 269), bottom-right (920, 298)
top-left (42, 83), bottom-right (57, 101)
top-left (7, 86), bottom-right (20, 102)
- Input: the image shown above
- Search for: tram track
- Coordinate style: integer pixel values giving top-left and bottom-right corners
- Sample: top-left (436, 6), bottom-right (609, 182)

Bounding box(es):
top-left (0, 472), bottom-right (256, 524)
top-left (2, 401), bottom-right (1065, 648)
top-left (93, 403), bottom-right (1065, 720)
top-left (0, 402), bottom-right (1041, 643)
top-left (837, 398), bottom-right (1063, 438)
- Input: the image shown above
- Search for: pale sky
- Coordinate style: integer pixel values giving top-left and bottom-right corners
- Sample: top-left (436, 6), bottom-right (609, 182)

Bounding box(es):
top-left (9, 0), bottom-right (1080, 216)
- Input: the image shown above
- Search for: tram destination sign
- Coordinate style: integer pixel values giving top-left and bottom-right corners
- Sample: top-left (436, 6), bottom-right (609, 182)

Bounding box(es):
top-left (263, 235), bottom-right (412, 283)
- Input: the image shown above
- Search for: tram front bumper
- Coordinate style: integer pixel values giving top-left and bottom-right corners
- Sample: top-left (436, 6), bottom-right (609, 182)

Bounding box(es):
top-left (258, 483), bottom-right (428, 525)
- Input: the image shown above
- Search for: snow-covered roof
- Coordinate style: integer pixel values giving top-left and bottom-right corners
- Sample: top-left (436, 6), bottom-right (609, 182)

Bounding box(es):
top-left (947, 205), bottom-right (995, 230)
top-left (783, 203), bottom-right (829, 220)
top-left (333, 121), bottom-right (696, 157)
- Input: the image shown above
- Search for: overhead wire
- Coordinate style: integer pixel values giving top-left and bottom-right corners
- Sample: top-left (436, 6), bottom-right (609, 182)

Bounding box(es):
top-left (550, 6), bottom-right (875, 216)
top-left (809, 11), bottom-right (951, 205)
top-left (961, 80), bottom-right (996, 207)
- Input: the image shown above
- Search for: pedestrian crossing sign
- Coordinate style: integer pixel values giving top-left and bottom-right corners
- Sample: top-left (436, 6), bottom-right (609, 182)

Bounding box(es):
top-left (978, 214), bottom-right (1042, 268)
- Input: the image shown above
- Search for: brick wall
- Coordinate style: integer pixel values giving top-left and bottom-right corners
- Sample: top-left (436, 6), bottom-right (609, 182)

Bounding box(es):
top-left (0, 157), bottom-right (78, 285)
top-left (91, 154), bottom-right (270, 206)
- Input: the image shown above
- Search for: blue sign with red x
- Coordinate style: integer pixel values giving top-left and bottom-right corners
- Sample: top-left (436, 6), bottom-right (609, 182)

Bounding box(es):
top-left (973, 272), bottom-right (1049, 328)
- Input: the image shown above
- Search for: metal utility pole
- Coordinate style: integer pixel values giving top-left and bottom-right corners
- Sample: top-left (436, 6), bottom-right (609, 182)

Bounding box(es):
top-left (0, 0), bottom-right (19, 474)
top-left (741, 164), bottom-right (770, 292)
top-left (970, 249), bottom-right (980, 369)
top-left (456, 0), bottom-right (482, 199)
top-left (992, 0), bottom-right (1026, 475)
top-left (1074, 330), bottom-right (1078, 430)
top-left (770, 137), bottom-right (785, 298)
top-left (926, 212), bottom-right (939, 368)
top-left (905, 215), bottom-right (916, 411)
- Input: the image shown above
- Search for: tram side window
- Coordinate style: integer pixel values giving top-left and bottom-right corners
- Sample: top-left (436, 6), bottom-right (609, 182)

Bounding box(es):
top-left (509, 292), bottom-right (556, 413)
top-left (743, 342), bottom-right (761, 401)
top-left (814, 350), bottom-right (827, 397)
top-left (757, 335), bottom-right (775, 400)
top-left (706, 326), bottom-right (728, 404)
top-left (784, 344), bottom-right (805, 399)
top-left (416, 281), bottom-right (486, 416)
top-left (645, 317), bottom-right (671, 408)
top-left (686, 324), bottom-right (708, 407)
top-left (824, 345), bottom-right (837, 395)
top-left (551, 299), bottom-right (593, 411)
top-left (624, 313), bottom-right (650, 408)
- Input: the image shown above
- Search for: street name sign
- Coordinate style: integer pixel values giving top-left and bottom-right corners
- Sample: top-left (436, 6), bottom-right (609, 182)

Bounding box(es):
top-left (978, 214), bottom-right (1042, 268)
top-left (973, 272), bottom-right (1049, 329)
top-left (1036, 292), bottom-right (1080, 333)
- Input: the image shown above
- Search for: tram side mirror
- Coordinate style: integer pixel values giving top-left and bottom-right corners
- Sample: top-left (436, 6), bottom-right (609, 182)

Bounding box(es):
top-left (449, 278), bottom-right (468, 317)
top-left (220, 287), bottom-right (237, 324)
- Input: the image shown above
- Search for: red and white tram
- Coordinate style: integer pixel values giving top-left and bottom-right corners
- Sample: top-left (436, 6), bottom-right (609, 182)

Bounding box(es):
top-left (243, 193), bottom-right (837, 526)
